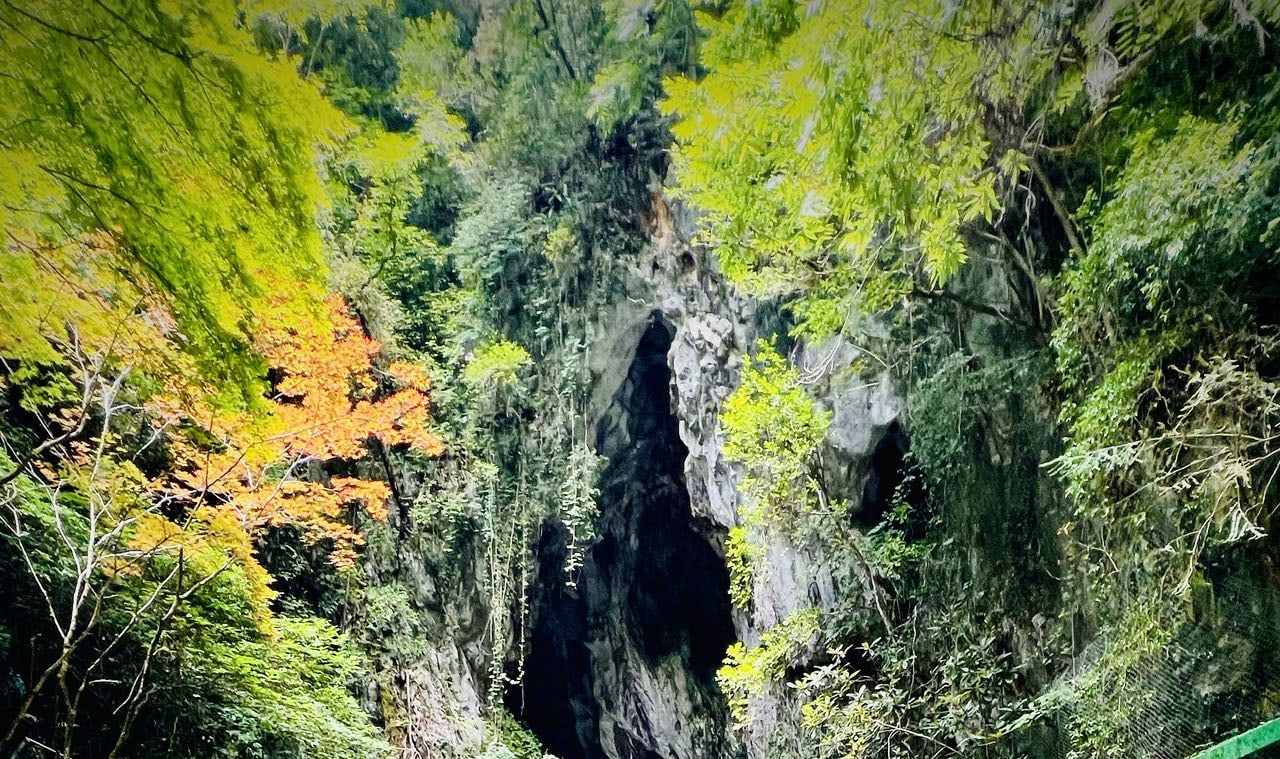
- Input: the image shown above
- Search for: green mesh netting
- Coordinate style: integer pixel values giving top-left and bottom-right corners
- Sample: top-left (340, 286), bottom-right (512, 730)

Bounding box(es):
top-left (989, 572), bottom-right (1280, 759)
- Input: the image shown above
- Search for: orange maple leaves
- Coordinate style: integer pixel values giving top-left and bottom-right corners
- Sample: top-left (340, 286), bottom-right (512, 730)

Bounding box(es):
top-left (163, 295), bottom-right (443, 568)
top-left (256, 296), bottom-right (443, 460)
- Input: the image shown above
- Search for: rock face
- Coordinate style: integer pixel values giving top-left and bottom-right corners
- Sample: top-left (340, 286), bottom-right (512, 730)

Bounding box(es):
top-left (381, 190), bottom-right (906, 759)
top-left (507, 192), bottom-right (905, 759)
top-left (512, 318), bottom-right (737, 759)
top-left (361, 488), bottom-right (494, 758)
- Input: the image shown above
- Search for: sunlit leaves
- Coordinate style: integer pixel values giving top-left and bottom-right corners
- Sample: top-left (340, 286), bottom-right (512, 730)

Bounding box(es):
top-left (0, 233), bottom-right (200, 411)
top-left (586, 60), bottom-right (647, 136)
top-left (0, 0), bottom-right (351, 404)
top-left (721, 341), bottom-right (830, 526)
top-left (663, 1), bottom-right (1017, 335)
top-left (463, 340), bottom-right (533, 391)
top-left (717, 607), bottom-right (821, 727)
top-left (395, 11), bottom-right (473, 150)
top-left (724, 525), bottom-right (755, 611)
top-left (246, 0), bottom-right (373, 28)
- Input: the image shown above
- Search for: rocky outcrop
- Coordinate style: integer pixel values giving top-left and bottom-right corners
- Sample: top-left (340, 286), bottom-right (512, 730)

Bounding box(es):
top-left (524, 190), bottom-right (907, 759)
top-left (377, 189), bottom-right (908, 759)
top-left (513, 317), bottom-right (737, 759)
top-left (361, 491), bottom-right (494, 758)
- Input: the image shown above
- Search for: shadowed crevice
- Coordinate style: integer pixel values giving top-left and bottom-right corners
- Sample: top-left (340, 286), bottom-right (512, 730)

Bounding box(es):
top-left (509, 316), bottom-right (735, 759)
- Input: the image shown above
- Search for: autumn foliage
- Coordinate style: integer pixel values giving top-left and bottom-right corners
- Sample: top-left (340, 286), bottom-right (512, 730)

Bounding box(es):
top-left (160, 295), bottom-right (444, 569)
top-left (2, 225), bottom-right (436, 567)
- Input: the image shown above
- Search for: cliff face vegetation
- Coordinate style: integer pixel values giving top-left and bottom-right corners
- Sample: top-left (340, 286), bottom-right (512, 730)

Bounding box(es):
top-left (3, 1), bottom-right (1280, 758)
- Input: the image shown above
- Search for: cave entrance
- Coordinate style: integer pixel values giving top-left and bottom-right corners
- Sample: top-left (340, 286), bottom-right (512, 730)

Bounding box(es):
top-left (857, 420), bottom-right (926, 528)
top-left (508, 316), bottom-right (736, 759)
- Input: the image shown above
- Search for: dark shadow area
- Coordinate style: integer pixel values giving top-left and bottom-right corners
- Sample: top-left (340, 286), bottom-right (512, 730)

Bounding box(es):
top-left (510, 526), bottom-right (603, 759)
top-left (857, 420), bottom-right (925, 528)
top-left (508, 316), bottom-right (735, 759)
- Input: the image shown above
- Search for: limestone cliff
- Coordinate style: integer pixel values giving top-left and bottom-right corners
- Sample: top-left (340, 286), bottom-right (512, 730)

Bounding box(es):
top-left (367, 188), bottom-right (919, 759)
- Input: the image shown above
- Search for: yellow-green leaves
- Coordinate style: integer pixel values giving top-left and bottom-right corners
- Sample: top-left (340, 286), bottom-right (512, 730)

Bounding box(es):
top-left (663, 0), bottom-right (1011, 335)
top-left (542, 224), bottom-right (580, 265)
top-left (718, 607), bottom-right (821, 728)
top-left (722, 341), bottom-right (830, 527)
top-left (350, 130), bottom-right (429, 181)
top-left (464, 340), bottom-right (533, 391)
top-left (0, 0), bottom-right (350, 405)
top-left (586, 60), bottom-right (647, 136)
top-left (245, 0), bottom-right (371, 27)
top-left (394, 14), bottom-right (471, 157)
top-left (724, 525), bottom-right (756, 611)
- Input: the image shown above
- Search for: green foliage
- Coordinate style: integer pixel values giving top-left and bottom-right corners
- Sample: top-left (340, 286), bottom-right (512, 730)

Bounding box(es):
top-left (717, 607), bottom-right (820, 728)
top-left (859, 493), bottom-right (928, 583)
top-left (1054, 115), bottom-right (1256, 406)
top-left (541, 224), bottom-right (580, 267)
top-left (167, 616), bottom-right (391, 759)
top-left (586, 60), bottom-right (647, 136)
top-left (394, 13), bottom-right (470, 131)
top-left (1032, 600), bottom-right (1178, 759)
top-left (0, 457), bottom-right (388, 758)
top-left (357, 582), bottom-right (430, 661)
top-left (909, 351), bottom-right (1059, 579)
top-left (480, 712), bottom-right (546, 759)
top-left (1052, 111), bottom-right (1280, 616)
top-left (256, 526), bottom-right (348, 621)
top-left (722, 341), bottom-right (831, 527)
top-left (325, 112), bottom-right (467, 356)
top-left (663, 1), bottom-right (1021, 335)
top-left (724, 526), bottom-right (756, 611)
top-left (0, 0), bottom-right (348, 405)
top-left (558, 442), bottom-right (605, 583)
top-left (798, 608), bottom-right (1026, 759)
top-left (464, 341), bottom-right (534, 392)
top-left (296, 6), bottom-right (407, 122)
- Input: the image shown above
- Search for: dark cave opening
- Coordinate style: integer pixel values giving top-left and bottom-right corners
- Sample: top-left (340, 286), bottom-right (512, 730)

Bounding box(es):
top-left (507, 317), bottom-right (736, 759)
top-left (857, 420), bottom-right (926, 528)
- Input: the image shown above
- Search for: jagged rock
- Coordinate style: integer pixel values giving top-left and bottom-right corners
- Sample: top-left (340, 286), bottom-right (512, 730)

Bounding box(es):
top-left (377, 190), bottom-right (903, 759)
top-left (548, 191), bottom-right (901, 759)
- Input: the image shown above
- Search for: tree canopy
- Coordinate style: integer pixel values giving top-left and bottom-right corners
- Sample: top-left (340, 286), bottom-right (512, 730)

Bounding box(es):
top-left (5, 1), bottom-right (1280, 758)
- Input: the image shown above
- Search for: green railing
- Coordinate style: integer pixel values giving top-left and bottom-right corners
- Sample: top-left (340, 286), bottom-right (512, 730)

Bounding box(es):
top-left (1195, 719), bottom-right (1280, 759)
